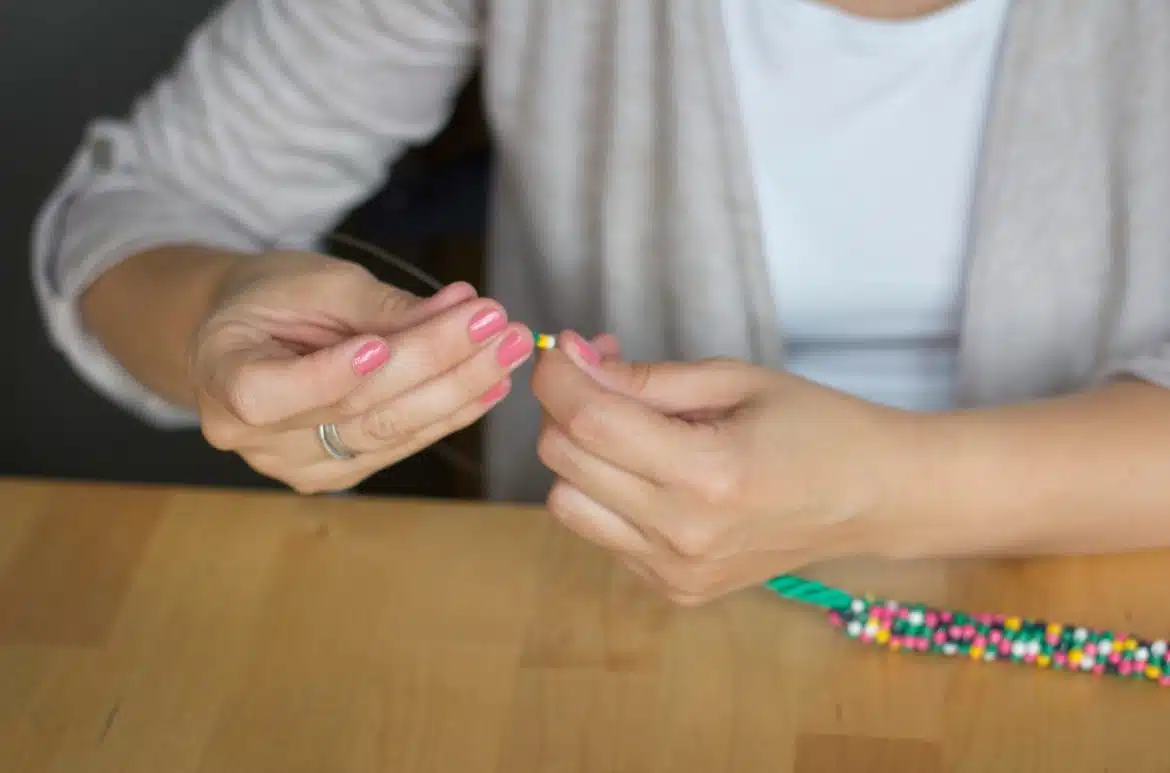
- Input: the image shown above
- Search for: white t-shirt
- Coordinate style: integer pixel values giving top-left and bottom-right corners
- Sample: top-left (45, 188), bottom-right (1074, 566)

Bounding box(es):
top-left (723, 0), bottom-right (1012, 411)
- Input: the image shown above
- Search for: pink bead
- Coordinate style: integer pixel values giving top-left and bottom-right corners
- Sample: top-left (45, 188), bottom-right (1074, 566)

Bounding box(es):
top-left (1160, 676), bottom-right (1170, 687)
top-left (925, 612), bottom-right (939, 628)
top-left (1083, 643), bottom-right (1097, 657)
top-left (1093, 664), bottom-right (1105, 675)
top-left (933, 631), bottom-right (947, 645)
top-left (999, 640), bottom-right (1012, 655)
top-left (1119, 662), bottom-right (1133, 676)
top-left (917, 637), bottom-right (930, 651)
top-left (1054, 653), bottom-right (1067, 666)
top-left (974, 614), bottom-right (991, 626)
top-left (1024, 653), bottom-right (1036, 664)
top-left (963, 625), bottom-right (976, 640)
top-left (898, 608), bottom-right (910, 619)
top-left (949, 625), bottom-right (963, 639)
top-left (990, 630), bottom-right (1003, 644)
top-left (940, 611), bottom-right (953, 624)
top-left (1046, 634), bottom-right (1059, 646)
top-left (828, 612), bottom-right (843, 627)
top-left (861, 632), bottom-right (874, 644)
top-left (1109, 652), bottom-right (1122, 665)
top-left (973, 635), bottom-right (987, 648)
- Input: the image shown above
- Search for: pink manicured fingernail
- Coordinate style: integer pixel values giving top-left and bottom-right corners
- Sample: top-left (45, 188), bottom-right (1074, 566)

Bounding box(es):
top-left (468, 306), bottom-right (507, 343)
top-left (480, 379), bottom-right (512, 405)
top-left (496, 330), bottom-right (534, 367)
top-left (570, 334), bottom-right (601, 366)
top-left (352, 340), bottom-right (390, 375)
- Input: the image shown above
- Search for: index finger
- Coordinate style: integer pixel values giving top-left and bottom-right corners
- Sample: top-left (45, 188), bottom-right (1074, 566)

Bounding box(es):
top-left (531, 347), bottom-right (721, 486)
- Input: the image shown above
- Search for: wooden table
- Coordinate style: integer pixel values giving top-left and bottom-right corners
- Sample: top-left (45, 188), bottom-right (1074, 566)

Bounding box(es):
top-left (1, 478), bottom-right (1168, 772)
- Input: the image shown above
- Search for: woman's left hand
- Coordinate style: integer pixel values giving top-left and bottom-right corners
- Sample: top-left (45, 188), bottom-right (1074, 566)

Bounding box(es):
top-left (531, 331), bottom-right (919, 605)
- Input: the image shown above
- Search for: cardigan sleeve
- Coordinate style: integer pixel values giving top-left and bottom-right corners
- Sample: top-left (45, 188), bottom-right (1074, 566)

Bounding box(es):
top-left (30, 0), bottom-right (479, 426)
top-left (1104, 342), bottom-right (1170, 390)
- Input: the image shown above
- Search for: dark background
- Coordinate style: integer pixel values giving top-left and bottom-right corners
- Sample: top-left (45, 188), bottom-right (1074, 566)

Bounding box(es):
top-left (0, 1), bottom-right (492, 499)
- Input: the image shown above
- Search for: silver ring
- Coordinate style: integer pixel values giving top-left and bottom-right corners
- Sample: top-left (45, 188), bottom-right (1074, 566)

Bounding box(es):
top-left (317, 423), bottom-right (356, 460)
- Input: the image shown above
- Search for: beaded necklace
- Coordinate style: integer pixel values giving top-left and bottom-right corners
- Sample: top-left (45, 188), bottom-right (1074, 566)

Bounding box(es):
top-left (330, 231), bottom-right (1169, 689)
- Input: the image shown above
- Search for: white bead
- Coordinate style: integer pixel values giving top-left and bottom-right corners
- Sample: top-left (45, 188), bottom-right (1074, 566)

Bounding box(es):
top-left (909, 611), bottom-right (925, 626)
top-left (1012, 642), bottom-right (1026, 658)
top-left (942, 644), bottom-right (958, 656)
top-left (1081, 657), bottom-right (1095, 671)
top-left (1027, 641), bottom-right (1041, 656)
top-left (1152, 641), bottom-right (1167, 657)
top-left (851, 600), bottom-right (865, 613)
top-left (1074, 627), bottom-right (1088, 642)
top-left (1136, 648), bottom-right (1150, 662)
top-left (864, 623), bottom-right (880, 638)
top-left (1099, 641), bottom-right (1113, 656)
top-left (847, 621), bottom-right (863, 638)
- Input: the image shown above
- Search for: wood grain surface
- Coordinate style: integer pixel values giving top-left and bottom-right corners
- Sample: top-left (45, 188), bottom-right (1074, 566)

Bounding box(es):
top-left (1, 478), bottom-right (1167, 772)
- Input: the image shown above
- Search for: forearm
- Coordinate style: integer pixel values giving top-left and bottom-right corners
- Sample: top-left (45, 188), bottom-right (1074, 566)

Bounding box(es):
top-left (80, 246), bottom-right (245, 411)
top-left (880, 379), bottom-right (1170, 558)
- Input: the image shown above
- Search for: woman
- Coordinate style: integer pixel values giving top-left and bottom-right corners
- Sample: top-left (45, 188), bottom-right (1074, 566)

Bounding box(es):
top-left (32, 0), bottom-right (1170, 604)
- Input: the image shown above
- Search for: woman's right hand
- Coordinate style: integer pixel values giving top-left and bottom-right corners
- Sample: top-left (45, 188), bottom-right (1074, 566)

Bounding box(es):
top-left (190, 250), bottom-right (534, 493)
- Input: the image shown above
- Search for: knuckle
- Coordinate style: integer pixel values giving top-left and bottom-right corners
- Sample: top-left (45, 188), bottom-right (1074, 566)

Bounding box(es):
top-left (564, 400), bottom-right (610, 447)
top-left (662, 564), bottom-right (713, 599)
top-left (335, 391), bottom-right (369, 419)
top-left (374, 284), bottom-right (417, 319)
top-left (623, 362), bottom-right (655, 398)
top-left (668, 592), bottom-right (708, 608)
top-left (436, 401), bottom-right (488, 438)
top-left (200, 420), bottom-right (242, 451)
top-left (667, 521), bottom-right (719, 560)
top-left (361, 407), bottom-right (404, 444)
top-left (536, 428), bottom-right (567, 471)
top-left (544, 479), bottom-right (577, 520)
top-left (324, 258), bottom-right (375, 286)
top-left (691, 451), bottom-right (742, 507)
top-left (288, 478), bottom-right (326, 496)
top-left (221, 367), bottom-right (266, 426)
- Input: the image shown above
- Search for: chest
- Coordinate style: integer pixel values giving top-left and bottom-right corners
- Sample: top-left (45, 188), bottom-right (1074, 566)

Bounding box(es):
top-left (481, 0), bottom-right (1170, 402)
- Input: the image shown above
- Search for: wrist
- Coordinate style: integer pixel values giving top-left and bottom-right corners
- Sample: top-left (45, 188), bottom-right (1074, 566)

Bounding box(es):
top-left (853, 405), bottom-right (1013, 561)
top-left (81, 246), bottom-right (251, 409)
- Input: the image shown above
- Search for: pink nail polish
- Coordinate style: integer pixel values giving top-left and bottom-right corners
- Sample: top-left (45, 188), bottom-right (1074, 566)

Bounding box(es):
top-left (496, 331), bottom-right (534, 367)
top-left (570, 334), bottom-right (601, 366)
top-left (480, 379), bottom-right (512, 405)
top-left (352, 340), bottom-right (390, 375)
top-left (468, 306), bottom-right (507, 343)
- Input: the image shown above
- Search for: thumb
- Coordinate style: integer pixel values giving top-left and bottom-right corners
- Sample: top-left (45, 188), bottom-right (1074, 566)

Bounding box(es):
top-left (558, 331), bottom-right (766, 415)
top-left (206, 334), bottom-right (391, 426)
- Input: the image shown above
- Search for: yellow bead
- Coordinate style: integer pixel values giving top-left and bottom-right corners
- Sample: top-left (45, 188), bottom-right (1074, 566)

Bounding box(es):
top-left (534, 333), bottom-right (557, 350)
top-left (1069, 650), bottom-right (1082, 665)
top-left (970, 647), bottom-right (984, 660)
top-left (1005, 617), bottom-right (1021, 631)
top-left (1037, 655), bottom-right (1051, 668)
top-left (876, 629), bottom-right (891, 645)
top-left (1146, 666), bottom-right (1161, 680)
top-left (1126, 639), bottom-right (1138, 651)
top-left (1046, 623), bottom-right (1062, 637)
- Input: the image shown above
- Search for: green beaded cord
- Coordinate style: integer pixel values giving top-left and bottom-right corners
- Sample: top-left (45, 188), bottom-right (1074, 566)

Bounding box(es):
top-left (765, 574), bottom-right (1170, 687)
